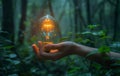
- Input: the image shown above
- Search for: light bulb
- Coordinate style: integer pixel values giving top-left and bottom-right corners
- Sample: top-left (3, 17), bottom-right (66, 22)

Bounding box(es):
top-left (39, 15), bottom-right (61, 45)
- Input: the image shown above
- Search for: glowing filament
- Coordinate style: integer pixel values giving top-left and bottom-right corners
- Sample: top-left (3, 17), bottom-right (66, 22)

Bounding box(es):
top-left (41, 19), bottom-right (55, 32)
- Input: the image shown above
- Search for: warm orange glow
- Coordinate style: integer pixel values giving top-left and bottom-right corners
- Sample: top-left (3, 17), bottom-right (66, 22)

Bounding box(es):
top-left (43, 42), bottom-right (59, 53)
top-left (39, 15), bottom-right (61, 45)
top-left (45, 35), bottom-right (50, 40)
top-left (41, 19), bottom-right (55, 32)
top-left (43, 42), bottom-right (53, 45)
top-left (50, 49), bottom-right (58, 53)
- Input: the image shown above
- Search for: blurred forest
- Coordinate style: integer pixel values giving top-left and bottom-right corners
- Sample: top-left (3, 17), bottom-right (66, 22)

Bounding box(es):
top-left (0, 0), bottom-right (120, 76)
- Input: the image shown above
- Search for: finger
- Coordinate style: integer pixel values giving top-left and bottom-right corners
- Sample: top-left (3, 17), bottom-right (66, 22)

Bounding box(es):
top-left (38, 41), bottom-right (42, 50)
top-left (44, 44), bottom-right (60, 53)
top-left (44, 44), bottom-right (60, 50)
top-left (32, 44), bottom-right (39, 56)
top-left (50, 49), bottom-right (59, 53)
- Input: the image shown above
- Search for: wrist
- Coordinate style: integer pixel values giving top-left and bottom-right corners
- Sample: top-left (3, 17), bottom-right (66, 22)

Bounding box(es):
top-left (74, 44), bottom-right (85, 56)
top-left (75, 44), bottom-right (97, 57)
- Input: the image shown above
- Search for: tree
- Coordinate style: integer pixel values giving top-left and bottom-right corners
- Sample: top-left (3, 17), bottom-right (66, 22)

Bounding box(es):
top-left (113, 0), bottom-right (120, 41)
top-left (19, 0), bottom-right (27, 44)
top-left (86, 0), bottom-right (92, 24)
top-left (2, 0), bottom-right (14, 42)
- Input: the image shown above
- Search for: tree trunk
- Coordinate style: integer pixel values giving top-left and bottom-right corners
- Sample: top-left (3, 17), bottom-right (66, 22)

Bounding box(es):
top-left (73, 0), bottom-right (79, 33)
top-left (48, 0), bottom-right (54, 17)
top-left (86, 0), bottom-right (91, 24)
top-left (2, 0), bottom-right (14, 42)
top-left (19, 0), bottom-right (27, 44)
top-left (113, 0), bottom-right (119, 41)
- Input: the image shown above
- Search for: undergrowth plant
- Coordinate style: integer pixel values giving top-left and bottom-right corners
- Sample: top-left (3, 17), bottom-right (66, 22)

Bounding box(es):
top-left (60, 25), bottom-right (120, 76)
top-left (0, 24), bottom-right (120, 76)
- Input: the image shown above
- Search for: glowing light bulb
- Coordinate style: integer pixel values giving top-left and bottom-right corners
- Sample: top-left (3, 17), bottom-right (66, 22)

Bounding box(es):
top-left (39, 15), bottom-right (61, 45)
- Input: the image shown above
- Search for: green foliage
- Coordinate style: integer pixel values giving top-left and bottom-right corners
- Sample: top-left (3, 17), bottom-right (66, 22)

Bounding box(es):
top-left (88, 25), bottom-right (100, 30)
top-left (98, 45), bottom-right (110, 53)
top-left (58, 25), bottom-right (120, 76)
top-left (1, 24), bottom-right (120, 76)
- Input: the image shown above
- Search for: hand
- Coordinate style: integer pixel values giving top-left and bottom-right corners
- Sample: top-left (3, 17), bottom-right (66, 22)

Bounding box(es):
top-left (32, 41), bottom-right (78, 61)
top-left (32, 41), bottom-right (120, 66)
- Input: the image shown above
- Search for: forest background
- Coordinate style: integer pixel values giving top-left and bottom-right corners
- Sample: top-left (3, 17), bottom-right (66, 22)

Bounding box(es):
top-left (0, 0), bottom-right (120, 76)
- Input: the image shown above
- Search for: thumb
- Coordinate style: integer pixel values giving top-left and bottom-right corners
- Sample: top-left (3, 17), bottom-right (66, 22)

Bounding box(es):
top-left (32, 44), bottom-right (39, 56)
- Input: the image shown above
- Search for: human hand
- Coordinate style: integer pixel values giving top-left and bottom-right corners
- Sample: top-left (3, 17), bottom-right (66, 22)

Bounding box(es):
top-left (32, 41), bottom-right (78, 61)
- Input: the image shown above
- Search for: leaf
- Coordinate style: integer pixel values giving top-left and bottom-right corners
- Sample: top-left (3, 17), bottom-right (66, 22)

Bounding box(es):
top-left (74, 38), bottom-right (83, 43)
top-left (81, 31), bottom-right (91, 35)
top-left (8, 74), bottom-right (18, 76)
top-left (82, 39), bottom-right (90, 44)
top-left (68, 67), bottom-right (81, 74)
top-left (31, 68), bottom-right (37, 73)
top-left (9, 54), bottom-right (17, 58)
top-left (98, 30), bottom-right (106, 36)
top-left (1, 45), bottom-right (14, 49)
top-left (92, 63), bottom-right (102, 70)
top-left (67, 32), bottom-right (73, 36)
top-left (98, 45), bottom-right (110, 53)
top-left (12, 60), bottom-right (20, 65)
top-left (59, 37), bottom-right (69, 42)
top-left (30, 36), bottom-right (38, 42)
top-left (86, 50), bottom-right (98, 57)
top-left (92, 32), bottom-right (98, 36)
top-left (88, 25), bottom-right (99, 30)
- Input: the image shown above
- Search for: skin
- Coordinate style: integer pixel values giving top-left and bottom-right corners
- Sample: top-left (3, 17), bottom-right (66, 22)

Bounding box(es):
top-left (32, 41), bottom-right (120, 66)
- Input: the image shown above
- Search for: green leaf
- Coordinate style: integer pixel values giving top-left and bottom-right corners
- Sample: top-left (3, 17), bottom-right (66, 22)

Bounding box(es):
top-left (92, 32), bottom-right (99, 36)
top-left (9, 54), bottom-right (17, 58)
top-left (59, 37), bottom-right (69, 42)
top-left (92, 63), bottom-right (102, 70)
top-left (67, 32), bottom-right (73, 36)
top-left (86, 50), bottom-right (98, 57)
top-left (12, 60), bottom-right (20, 65)
top-left (1, 45), bottom-right (14, 49)
top-left (98, 30), bottom-right (106, 36)
top-left (81, 31), bottom-right (91, 35)
top-left (82, 39), bottom-right (90, 44)
top-left (8, 74), bottom-right (18, 76)
top-left (88, 25), bottom-right (99, 30)
top-left (68, 67), bottom-right (81, 74)
top-left (30, 36), bottom-right (38, 42)
top-left (74, 38), bottom-right (83, 43)
top-left (98, 45), bottom-right (110, 53)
